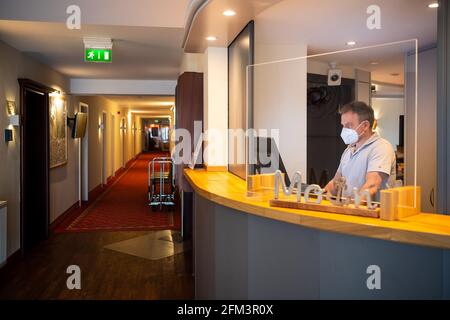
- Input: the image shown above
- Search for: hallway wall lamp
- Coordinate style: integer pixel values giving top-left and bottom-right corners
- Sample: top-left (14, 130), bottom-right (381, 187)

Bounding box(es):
top-left (49, 90), bottom-right (62, 97)
top-left (6, 100), bottom-right (16, 115)
top-left (6, 100), bottom-right (20, 126)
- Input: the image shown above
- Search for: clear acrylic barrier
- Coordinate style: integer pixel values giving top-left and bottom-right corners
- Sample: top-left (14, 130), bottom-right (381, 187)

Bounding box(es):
top-left (238, 40), bottom-right (419, 214)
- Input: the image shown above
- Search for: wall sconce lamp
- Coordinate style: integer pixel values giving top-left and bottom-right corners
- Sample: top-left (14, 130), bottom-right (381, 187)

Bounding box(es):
top-left (49, 90), bottom-right (61, 97)
top-left (7, 100), bottom-right (16, 115)
top-left (99, 123), bottom-right (105, 130)
top-left (5, 100), bottom-right (18, 142)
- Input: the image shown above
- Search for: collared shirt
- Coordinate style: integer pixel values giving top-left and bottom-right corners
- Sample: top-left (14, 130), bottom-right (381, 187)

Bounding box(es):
top-left (337, 132), bottom-right (396, 200)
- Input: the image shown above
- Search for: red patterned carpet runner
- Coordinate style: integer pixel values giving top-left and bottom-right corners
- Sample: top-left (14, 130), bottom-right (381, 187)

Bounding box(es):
top-left (55, 152), bottom-right (180, 233)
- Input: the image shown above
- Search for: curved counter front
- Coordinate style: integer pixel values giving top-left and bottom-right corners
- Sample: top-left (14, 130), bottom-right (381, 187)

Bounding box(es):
top-left (184, 169), bottom-right (450, 299)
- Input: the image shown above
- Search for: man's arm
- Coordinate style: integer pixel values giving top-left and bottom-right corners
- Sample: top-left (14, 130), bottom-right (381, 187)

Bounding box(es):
top-left (363, 140), bottom-right (395, 198)
top-left (360, 171), bottom-right (388, 198)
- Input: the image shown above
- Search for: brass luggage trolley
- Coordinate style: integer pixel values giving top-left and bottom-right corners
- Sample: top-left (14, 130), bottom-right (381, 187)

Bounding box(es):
top-left (148, 157), bottom-right (175, 211)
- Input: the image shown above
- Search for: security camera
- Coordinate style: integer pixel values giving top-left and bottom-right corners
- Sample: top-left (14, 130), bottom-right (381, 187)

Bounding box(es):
top-left (327, 62), bottom-right (341, 86)
top-left (328, 69), bottom-right (342, 86)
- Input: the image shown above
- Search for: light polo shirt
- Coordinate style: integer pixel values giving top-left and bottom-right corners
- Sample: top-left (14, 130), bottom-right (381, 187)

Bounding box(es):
top-left (337, 132), bottom-right (396, 200)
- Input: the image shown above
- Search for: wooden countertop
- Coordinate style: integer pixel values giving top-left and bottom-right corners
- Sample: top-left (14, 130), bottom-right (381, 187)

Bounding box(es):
top-left (0, 201), bottom-right (6, 209)
top-left (184, 169), bottom-right (450, 250)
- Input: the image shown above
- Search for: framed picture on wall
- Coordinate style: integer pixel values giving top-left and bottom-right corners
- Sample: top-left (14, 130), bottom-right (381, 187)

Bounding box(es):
top-left (49, 94), bottom-right (68, 168)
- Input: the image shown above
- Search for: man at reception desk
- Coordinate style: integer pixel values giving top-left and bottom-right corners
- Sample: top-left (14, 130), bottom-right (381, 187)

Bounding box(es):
top-left (324, 101), bottom-right (396, 201)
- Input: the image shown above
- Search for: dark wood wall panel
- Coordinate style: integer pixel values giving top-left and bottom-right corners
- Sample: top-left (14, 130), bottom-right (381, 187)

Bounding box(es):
top-left (175, 72), bottom-right (203, 240)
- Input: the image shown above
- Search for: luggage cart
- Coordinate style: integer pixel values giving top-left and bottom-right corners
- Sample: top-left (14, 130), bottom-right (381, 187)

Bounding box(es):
top-left (148, 157), bottom-right (175, 211)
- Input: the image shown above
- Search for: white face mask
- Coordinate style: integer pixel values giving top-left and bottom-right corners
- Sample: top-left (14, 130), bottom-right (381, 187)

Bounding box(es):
top-left (340, 122), bottom-right (364, 145)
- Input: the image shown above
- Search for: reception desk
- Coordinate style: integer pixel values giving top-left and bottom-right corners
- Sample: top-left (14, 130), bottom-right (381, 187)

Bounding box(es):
top-left (184, 168), bottom-right (450, 299)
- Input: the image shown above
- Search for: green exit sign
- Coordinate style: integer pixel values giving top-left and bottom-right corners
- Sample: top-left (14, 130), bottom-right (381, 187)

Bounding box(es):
top-left (85, 48), bottom-right (112, 63)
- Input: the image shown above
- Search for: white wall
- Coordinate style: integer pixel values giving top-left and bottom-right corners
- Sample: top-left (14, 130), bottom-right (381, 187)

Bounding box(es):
top-left (77, 96), bottom-right (127, 191)
top-left (203, 47), bottom-right (228, 167)
top-left (372, 98), bottom-right (404, 149)
top-left (180, 53), bottom-right (204, 74)
top-left (49, 95), bottom-right (81, 223)
top-left (0, 40), bottom-right (74, 256)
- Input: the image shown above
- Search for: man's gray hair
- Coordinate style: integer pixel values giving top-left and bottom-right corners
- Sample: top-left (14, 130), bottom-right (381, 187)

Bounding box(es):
top-left (339, 101), bottom-right (375, 127)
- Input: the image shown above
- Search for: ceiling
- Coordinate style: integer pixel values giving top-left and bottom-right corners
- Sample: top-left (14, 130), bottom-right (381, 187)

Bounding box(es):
top-left (0, 0), bottom-right (195, 80)
top-left (104, 95), bottom-right (175, 117)
top-left (255, 0), bottom-right (437, 52)
top-left (256, 0), bottom-right (437, 84)
top-left (183, 0), bottom-right (283, 52)
top-left (0, 20), bottom-right (185, 79)
top-left (0, 0), bottom-right (191, 28)
top-left (186, 0), bottom-right (437, 84)
top-left (104, 95), bottom-right (175, 108)
top-left (0, 0), bottom-right (438, 84)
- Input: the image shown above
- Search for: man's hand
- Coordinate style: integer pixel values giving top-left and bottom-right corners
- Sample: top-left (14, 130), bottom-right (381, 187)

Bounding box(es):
top-left (324, 172), bottom-right (342, 195)
top-left (360, 171), bottom-right (388, 198)
top-left (324, 180), bottom-right (335, 194)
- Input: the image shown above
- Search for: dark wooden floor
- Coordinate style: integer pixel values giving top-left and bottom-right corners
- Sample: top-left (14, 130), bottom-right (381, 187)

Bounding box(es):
top-left (0, 231), bottom-right (194, 300)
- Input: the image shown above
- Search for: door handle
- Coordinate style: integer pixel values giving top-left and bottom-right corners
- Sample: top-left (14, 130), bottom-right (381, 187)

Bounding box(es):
top-left (430, 188), bottom-right (435, 208)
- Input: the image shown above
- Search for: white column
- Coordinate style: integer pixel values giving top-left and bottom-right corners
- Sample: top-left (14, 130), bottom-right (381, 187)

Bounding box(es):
top-left (203, 47), bottom-right (228, 167)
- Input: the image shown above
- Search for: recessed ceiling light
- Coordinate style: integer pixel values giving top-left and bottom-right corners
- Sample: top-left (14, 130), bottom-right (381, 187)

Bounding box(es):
top-left (223, 10), bottom-right (236, 16)
top-left (428, 2), bottom-right (439, 8)
top-left (370, 62), bottom-right (379, 65)
top-left (346, 41), bottom-right (357, 46)
top-left (206, 36), bottom-right (217, 41)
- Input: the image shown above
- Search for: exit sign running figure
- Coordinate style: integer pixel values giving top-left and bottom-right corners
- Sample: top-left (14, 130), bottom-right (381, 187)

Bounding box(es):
top-left (85, 48), bottom-right (112, 63)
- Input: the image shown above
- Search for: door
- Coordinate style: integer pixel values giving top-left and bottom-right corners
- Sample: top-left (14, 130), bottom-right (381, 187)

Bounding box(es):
top-left (19, 79), bottom-right (50, 253)
top-left (111, 115), bottom-right (115, 177)
top-left (133, 121), bottom-right (136, 157)
top-left (121, 118), bottom-right (126, 168)
top-left (102, 112), bottom-right (107, 185)
top-left (80, 102), bottom-right (89, 202)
